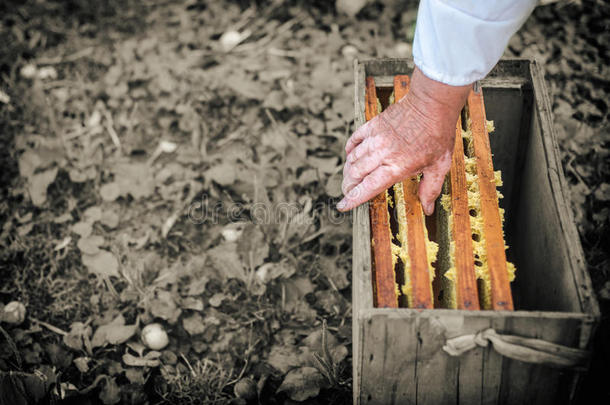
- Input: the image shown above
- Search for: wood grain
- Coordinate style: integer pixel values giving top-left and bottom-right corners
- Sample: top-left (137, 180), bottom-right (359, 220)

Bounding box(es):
top-left (468, 89), bottom-right (514, 311)
top-left (357, 308), bottom-right (590, 405)
top-left (366, 76), bottom-right (398, 308)
top-left (352, 59), bottom-right (373, 403)
top-left (450, 116), bottom-right (480, 310)
top-left (393, 75), bottom-right (434, 309)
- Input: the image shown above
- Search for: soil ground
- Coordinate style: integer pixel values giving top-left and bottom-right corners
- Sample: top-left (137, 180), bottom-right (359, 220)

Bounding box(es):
top-left (0, 1), bottom-right (608, 404)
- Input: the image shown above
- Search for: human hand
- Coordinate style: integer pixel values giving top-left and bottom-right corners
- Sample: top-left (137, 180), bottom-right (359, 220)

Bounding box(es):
top-left (337, 67), bottom-right (472, 215)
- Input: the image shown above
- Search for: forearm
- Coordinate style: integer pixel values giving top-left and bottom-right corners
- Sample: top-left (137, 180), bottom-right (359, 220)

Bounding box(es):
top-left (405, 66), bottom-right (471, 125)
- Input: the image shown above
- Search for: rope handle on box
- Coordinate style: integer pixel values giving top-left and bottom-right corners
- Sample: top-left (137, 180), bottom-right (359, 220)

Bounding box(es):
top-left (443, 328), bottom-right (590, 369)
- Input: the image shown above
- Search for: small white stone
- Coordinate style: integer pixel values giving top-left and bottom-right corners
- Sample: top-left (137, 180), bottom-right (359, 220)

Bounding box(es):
top-left (37, 66), bottom-right (58, 80)
top-left (219, 30), bottom-right (243, 52)
top-left (159, 140), bottom-right (177, 153)
top-left (141, 323), bottom-right (169, 350)
top-left (0, 90), bottom-right (10, 104)
top-left (20, 64), bottom-right (37, 79)
top-left (1, 301), bottom-right (26, 325)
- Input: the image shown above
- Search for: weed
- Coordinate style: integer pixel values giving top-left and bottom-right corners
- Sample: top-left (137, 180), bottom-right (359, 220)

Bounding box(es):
top-left (155, 358), bottom-right (234, 405)
top-left (312, 319), bottom-right (351, 392)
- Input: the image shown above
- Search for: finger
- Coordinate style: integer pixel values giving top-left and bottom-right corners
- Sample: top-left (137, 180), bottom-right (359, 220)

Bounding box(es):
top-left (418, 154), bottom-right (452, 216)
top-left (345, 119), bottom-right (374, 155)
top-left (341, 152), bottom-right (381, 195)
top-left (337, 165), bottom-right (398, 212)
top-left (346, 136), bottom-right (373, 164)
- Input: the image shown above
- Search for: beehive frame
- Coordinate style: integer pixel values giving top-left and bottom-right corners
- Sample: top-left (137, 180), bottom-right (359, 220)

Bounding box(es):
top-left (365, 74), bottom-right (515, 311)
top-left (352, 59), bottom-right (599, 405)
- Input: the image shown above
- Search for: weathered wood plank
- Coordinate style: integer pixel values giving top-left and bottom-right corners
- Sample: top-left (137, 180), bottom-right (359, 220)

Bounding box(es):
top-left (511, 112), bottom-right (586, 313)
top-left (352, 59), bottom-right (372, 404)
top-left (528, 60), bottom-right (599, 321)
top-left (415, 315), bottom-right (458, 405)
top-left (359, 314), bottom-right (418, 405)
top-left (353, 60), bottom-right (373, 311)
top-left (456, 316), bottom-right (491, 405)
top-left (365, 76), bottom-right (398, 308)
top-left (357, 309), bottom-right (591, 405)
top-left (482, 314), bottom-right (505, 404)
top-left (499, 315), bottom-right (582, 404)
top-left (450, 115), bottom-right (480, 311)
top-left (468, 89), bottom-right (514, 311)
top-left (361, 58), bottom-right (414, 77)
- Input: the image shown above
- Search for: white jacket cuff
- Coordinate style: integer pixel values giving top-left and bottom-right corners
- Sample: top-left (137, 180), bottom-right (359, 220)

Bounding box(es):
top-left (412, 0), bottom-right (537, 86)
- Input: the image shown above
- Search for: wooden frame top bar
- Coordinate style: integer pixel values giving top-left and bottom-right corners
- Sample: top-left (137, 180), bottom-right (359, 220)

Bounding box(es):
top-left (394, 75), bottom-right (433, 309)
top-left (366, 76), bottom-right (398, 308)
top-left (468, 89), bottom-right (514, 311)
top-left (450, 116), bottom-right (480, 310)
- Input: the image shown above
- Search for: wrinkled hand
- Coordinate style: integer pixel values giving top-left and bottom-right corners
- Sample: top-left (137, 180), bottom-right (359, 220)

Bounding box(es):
top-left (337, 67), bottom-right (471, 215)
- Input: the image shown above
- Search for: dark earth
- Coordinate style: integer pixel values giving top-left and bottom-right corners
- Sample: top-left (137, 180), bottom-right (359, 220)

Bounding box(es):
top-left (0, 1), bottom-right (608, 404)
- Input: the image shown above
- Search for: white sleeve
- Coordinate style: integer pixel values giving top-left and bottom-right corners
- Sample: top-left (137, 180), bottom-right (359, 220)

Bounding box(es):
top-left (412, 0), bottom-right (537, 86)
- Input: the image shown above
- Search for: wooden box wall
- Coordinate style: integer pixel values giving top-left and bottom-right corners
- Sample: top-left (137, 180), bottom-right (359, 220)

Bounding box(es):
top-left (351, 59), bottom-right (600, 405)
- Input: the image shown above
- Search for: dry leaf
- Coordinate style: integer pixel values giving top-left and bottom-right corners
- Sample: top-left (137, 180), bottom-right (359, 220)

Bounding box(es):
top-left (263, 90), bottom-right (285, 111)
top-left (112, 162), bottom-right (155, 200)
top-left (19, 149), bottom-right (42, 179)
top-left (302, 329), bottom-right (348, 365)
top-left (63, 322), bottom-right (92, 352)
top-left (208, 293), bottom-right (225, 308)
top-left (239, 224), bottom-right (268, 270)
top-left (0, 89), bottom-right (9, 104)
top-left (281, 276), bottom-right (316, 320)
top-left (207, 242), bottom-right (247, 281)
top-left (100, 210), bottom-right (120, 229)
top-left (46, 343), bottom-right (72, 370)
top-left (77, 235), bottom-right (105, 255)
top-left (122, 351), bottom-right (161, 367)
top-left (29, 167), bottom-right (58, 206)
top-left (83, 206), bottom-right (103, 223)
top-left (205, 162), bottom-right (236, 186)
top-left (186, 276), bottom-right (209, 296)
top-left (72, 221), bottom-right (92, 238)
top-left (69, 168), bottom-right (88, 183)
top-left (255, 260), bottom-right (296, 284)
top-left (319, 256), bottom-right (350, 290)
top-left (336, 0), bottom-right (368, 17)
top-left (149, 290), bottom-right (181, 323)
top-left (73, 357), bottom-right (90, 373)
top-left (82, 250), bottom-right (120, 278)
top-left (99, 377), bottom-right (121, 405)
top-left (267, 344), bottom-right (301, 374)
top-left (91, 315), bottom-right (137, 348)
top-left (100, 182), bottom-right (121, 202)
top-left (277, 367), bottom-right (326, 401)
top-left (182, 313), bottom-right (205, 336)
top-left (225, 72), bottom-right (266, 100)
top-left (125, 368), bottom-right (146, 384)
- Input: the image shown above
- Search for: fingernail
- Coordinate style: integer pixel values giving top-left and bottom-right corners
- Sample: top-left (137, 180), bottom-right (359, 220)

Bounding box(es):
top-left (337, 200), bottom-right (346, 210)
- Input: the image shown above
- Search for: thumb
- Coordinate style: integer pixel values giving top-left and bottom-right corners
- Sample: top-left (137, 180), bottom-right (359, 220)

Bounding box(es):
top-left (418, 156), bottom-right (451, 216)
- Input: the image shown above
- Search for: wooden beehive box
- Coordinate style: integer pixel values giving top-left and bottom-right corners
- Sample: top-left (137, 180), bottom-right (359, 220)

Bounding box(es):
top-left (351, 58), bottom-right (600, 405)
